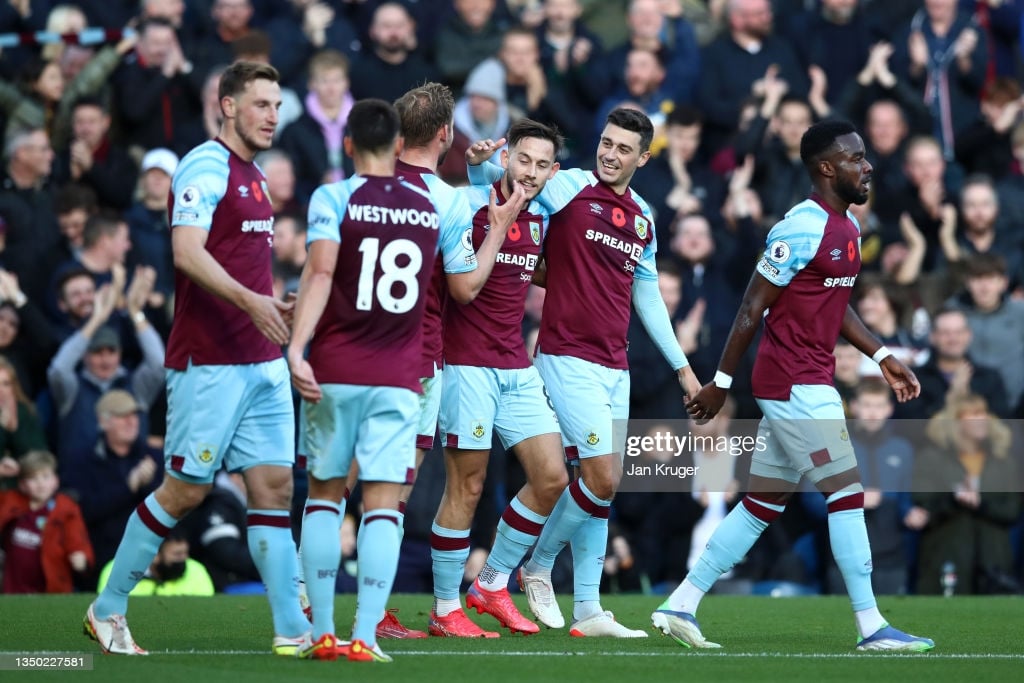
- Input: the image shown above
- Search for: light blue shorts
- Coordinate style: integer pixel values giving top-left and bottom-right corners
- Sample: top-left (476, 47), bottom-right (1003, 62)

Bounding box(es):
top-left (298, 384), bottom-right (418, 484)
top-left (752, 384), bottom-right (857, 484)
top-left (164, 358), bottom-right (294, 484)
top-left (417, 364), bottom-right (443, 450)
top-left (439, 364), bottom-right (560, 451)
top-left (534, 352), bottom-right (629, 461)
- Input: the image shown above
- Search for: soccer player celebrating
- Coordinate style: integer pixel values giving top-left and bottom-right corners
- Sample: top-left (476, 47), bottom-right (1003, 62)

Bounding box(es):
top-left (85, 62), bottom-right (309, 655)
top-left (289, 98), bottom-right (459, 663)
top-left (468, 108), bottom-right (701, 637)
top-left (297, 82), bottom-right (525, 640)
top-left (429, 119), bottom-right (568, 638)
top-left (656, 120), bottom-right (934, 652)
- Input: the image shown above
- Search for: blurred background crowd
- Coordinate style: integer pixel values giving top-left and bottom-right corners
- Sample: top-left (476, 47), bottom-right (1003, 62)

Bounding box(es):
top-left (0, 0), bottom-right (1022, 600)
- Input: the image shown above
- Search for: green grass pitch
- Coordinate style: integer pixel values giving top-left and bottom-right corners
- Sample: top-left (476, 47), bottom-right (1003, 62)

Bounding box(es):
top-left (1, 593), bottom-right (1021, 682)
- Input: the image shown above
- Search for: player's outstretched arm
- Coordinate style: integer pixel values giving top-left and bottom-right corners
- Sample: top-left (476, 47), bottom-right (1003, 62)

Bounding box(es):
top-left (172, 225), bottom-right (291, 345)
top-left (687, 272), bottom-right (783, 421)
top-left (631, 276), bottom-right (699, 400)
top-left (447, 183), bottom-right (528, 304)
top-left (285, 239), bottom-right (340, 404)
top-left (840, 304), bottom-right (921, 403)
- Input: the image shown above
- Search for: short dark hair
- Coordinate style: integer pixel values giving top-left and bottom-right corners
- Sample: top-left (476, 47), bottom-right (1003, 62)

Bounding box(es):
top-left (57, 267), bottom-right (93, 298)
top-left (394, 82), bottom-right (454, 148)
top-left (71, 95), bottom-right (107, 115)
top-left (219, 60), bottom-right (279, 102)
top-left (606, 107), bottom-right (654, 153)
top-left (800, 119), bottom-right (856, 171)
top-left (965, 252), bottom-right (1008, 278)
top-left (854, 377), bottom-right (892, 401)
top-left (667, 105), bottom-right (703, 128)
top-left (346, 99), bottom-right (401, 154)
top-left (82, 211), bottom-right (124, 249)
top-left (506, 118), bottom-right (563, 158)
top-left (55, 183), bottom-right (98, 216)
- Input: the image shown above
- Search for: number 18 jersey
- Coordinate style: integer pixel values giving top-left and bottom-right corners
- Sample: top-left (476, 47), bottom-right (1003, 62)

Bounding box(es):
top-left (306, 175), bottom-right (454, 392)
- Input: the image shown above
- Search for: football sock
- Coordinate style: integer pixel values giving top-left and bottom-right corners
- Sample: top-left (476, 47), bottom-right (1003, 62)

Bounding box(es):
top-left (431, 522), bottom-right (470, 615)
top-left (683, 495), bottom-right (784, 613)
top-left (481, 496), bottom-right (548, 589)
top-left (248, 508), bottom-right (308, 637)
top-left (94, 493), bottom-right (175, 618)
top-left (826, 490), bottom-right (885, 637)
top-left (352, 509), bottom-right (401, 646)
top-left (571, 513), bottom-right (609, 606)
top-left (300, 499), bottom-right (341, 639)
top-left (528, 479), bottom-right (608, 570)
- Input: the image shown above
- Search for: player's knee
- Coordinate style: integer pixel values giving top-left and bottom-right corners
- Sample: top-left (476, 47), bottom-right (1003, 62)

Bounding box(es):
top-left (580, 471), bottom-right (616, 501)
top-left (156, 478), bottom-right (208, 517)
top-left (538, 466), bottom-right (569, 505)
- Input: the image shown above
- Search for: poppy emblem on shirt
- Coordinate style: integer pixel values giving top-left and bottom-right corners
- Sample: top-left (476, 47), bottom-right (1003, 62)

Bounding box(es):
top-left (634, 215), bottom-right (649, 239)
top-left (530, 222), bottom-right (541, 245)
top-left (847, 240), bottom-right (856, 262)
top-left (611, 207), bottom-right (626, 227)
top-left (251, 181), bottom-right (263, 202)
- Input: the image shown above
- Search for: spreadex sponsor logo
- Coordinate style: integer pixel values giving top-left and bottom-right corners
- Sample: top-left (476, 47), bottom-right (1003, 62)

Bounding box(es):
top-left (823, 275), bottom-right (858, 288)
top-left (585, 229), bottom-right (644, 260)
top-left (495, 252), bottom-right (539, 270)
top-left (346, 204), bottom-right (439, 227)
top-left (241, 218), bottom-right (273, 233)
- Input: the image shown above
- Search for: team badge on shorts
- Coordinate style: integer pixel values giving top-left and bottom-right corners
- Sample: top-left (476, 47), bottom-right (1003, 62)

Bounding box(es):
top-left (198, 444), bottom-right (217, 464)
top-left (840, 428), bottom-right (849, 441)
top-left (586, 431), bottom-right (600, 446)
top-left (530, 222), bottom-right (541, 245)
top-left (471, 421), bottom-right (485, 440)
top-left (634, 215), bottom-right (649, 239)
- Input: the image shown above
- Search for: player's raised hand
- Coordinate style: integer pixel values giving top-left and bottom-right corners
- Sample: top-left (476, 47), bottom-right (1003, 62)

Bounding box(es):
top-left (247, 293), bottom-right (291, 346)
top-left (686, 381), bottom-right (727, 422)
top-left (466, 137), bottom-right (507, 166)
top-left (287, 351), bottom-right (322, 403)
top-left (879, 355), bottom-right (921, 403)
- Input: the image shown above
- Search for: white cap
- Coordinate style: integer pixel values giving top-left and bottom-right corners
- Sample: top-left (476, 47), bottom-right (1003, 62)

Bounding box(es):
top-left (141, 147), bottom-right (179, 177)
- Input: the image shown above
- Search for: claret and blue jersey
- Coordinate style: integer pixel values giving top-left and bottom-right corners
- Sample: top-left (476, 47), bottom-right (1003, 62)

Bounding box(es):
top-left (752, 194), bottom-right (862, 400)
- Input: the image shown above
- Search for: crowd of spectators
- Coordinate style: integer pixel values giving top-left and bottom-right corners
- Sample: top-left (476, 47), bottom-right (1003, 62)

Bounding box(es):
top-left (1, 0), bottom-right (1022, 598)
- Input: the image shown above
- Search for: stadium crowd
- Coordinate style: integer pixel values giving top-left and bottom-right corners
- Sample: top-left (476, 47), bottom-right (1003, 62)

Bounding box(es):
top-left (1, 0), bottom-right (1022, 602)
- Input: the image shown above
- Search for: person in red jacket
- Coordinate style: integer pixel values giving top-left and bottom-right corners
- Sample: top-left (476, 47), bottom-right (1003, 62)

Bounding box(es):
top-left (0, 450), bottom-right (93, 593)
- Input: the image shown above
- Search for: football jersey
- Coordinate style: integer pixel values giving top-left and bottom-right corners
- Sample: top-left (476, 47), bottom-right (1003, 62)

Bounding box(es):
top-left (752, 195), bottom-right (862, 400)
top-left (443, 180), bottom-right (550, 369)
top-left (305, 175), bottom-right (453, 392)
top-left (394, 159), bottom-right (477, 376)
top-left (533, 168), bottom-right (657, 370)
top-left (165, 139), bottom-right (280, 369)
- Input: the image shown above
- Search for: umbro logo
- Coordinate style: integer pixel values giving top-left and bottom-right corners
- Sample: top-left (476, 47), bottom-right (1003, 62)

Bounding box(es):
top-left (830, 248), bottom-right (843, 261)
top-left (589, 203), bottom-right (603, 215)
top-left (238, 185), bottom-right (249, 198)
